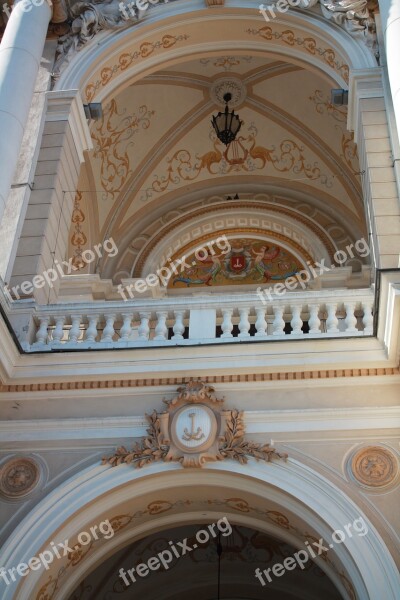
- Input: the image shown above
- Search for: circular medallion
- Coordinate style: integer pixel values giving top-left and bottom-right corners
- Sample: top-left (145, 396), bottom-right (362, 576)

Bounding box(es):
top-left (210, 77), bottom-right (247, 108)
top-left (350, 446), bottom-right (399, 488)
top-left (0, 457), bottom-right (40, 499)
top-left (170, 404), bottom-right (218, 454)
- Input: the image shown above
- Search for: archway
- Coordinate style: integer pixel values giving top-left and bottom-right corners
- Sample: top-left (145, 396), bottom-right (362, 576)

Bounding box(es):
top-left (68, 522), bottom-right (343, 599)
top-left (2, 460), bottom-right (399, 599)
top-left (51, 6), bottom-right (376, 288)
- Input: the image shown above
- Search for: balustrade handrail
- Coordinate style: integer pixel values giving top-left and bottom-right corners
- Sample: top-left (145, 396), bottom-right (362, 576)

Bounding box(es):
top-left (3, 286), bottom-right (375, 316)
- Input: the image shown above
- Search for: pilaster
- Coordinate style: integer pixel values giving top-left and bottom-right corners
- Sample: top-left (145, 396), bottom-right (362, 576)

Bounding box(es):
top-left (9, 90), bottom-right (92, 304)
top-left (348, 69), bottom-right (400, 269)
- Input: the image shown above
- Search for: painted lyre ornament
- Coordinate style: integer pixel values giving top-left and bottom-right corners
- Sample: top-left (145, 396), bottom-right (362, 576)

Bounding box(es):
top-left (103, 380), bottom-right (288, 468)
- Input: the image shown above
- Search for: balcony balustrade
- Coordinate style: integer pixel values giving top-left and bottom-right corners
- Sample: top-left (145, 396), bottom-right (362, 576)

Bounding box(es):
top-left (1, 288), bottom-right (374, 352)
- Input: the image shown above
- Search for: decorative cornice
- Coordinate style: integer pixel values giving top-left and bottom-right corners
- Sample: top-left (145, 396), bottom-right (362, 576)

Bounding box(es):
top-left (1, 406), bottom-right (399, 444)
top-left (0, 367), bottom-right (399, 393)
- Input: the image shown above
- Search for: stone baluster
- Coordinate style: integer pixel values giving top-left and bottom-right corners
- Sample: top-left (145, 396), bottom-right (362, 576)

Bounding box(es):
top-left (85, 315), bottom-right (99, 343)
top-left (272, 306), bottom-right (285, 335)
top-left (172, 311), bottom-right (185, 340)
top-left (362, 301), bottom-right (374, 334)
top-left (138, 312), bottom-right (150, 341)
top-left (52, 316), bottom-right (65, 344)
top-left (308, 304), bottom-right (321, 334)
top-left (290, 304), bottom-right (303, 335)
top-left (344, 302), bottom-right (358, 333)
top-left (35, 317), bottom-right (49, 345)
top-left (326, 303), bottom-right (339, 333)
top-left (154, 311), bottom-right (168, 341)
top-left (238, 307), bottom-right (251, 338)
top-left (221, 309), bottom-right (233, 338)
top-left (68, 315), bottom-right (82, 343)
top-left (255, 307), bottom-right (268, 337)
top-left (119, 313), bottom-right (133, 342)
top-left (101, 314), bottom-right (116, 343)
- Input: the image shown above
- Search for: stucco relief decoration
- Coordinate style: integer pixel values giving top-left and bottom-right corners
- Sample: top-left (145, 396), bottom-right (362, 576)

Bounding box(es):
top-left (141, 123), bottom-right (332, 202)
top-left (102, 381), bottom-right (287, 468)
top-left (52, 0), bottom-right (183, 80)
top-left (0, 457), bottom-right (40, 499)
top-left (272, 0), bottom-right (375, 37)
top-left (210, 78), bottom-right (247, 108)
top-left (309, 90), bottom-right (360, 176)
top-left (91, 99), bottom-right (155, 200)
top-left (350, 446), bottom-right (399, 488)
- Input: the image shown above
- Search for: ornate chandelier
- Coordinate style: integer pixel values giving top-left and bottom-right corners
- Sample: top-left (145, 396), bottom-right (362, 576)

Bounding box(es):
top-left (211, 92), bottom-right (242, 145)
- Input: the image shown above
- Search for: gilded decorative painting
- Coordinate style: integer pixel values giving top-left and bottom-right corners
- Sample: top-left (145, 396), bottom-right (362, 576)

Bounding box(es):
top-left (169, 239), bottom-right (303, 288)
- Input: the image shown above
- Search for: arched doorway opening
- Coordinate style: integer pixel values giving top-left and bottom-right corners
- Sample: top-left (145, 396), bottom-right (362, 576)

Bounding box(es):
top-left (68, 522), bottom-right (343, 600)
top-left (3, 461), bottom-right (399, 600)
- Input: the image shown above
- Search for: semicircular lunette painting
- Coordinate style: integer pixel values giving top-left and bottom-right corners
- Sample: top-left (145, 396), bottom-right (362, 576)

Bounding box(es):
top-left (168, 238), bottom-right (306, 288)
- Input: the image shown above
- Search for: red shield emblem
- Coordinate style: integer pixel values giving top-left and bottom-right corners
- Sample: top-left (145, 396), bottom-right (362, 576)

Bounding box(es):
top-left (230, 255), bottom-right (246, 272)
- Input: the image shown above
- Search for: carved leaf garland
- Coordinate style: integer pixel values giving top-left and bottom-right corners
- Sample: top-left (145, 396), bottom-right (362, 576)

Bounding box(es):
top-left (102, 411), bottom-right (169, 468)
top-left (219, 409), bottom-right (288, 465)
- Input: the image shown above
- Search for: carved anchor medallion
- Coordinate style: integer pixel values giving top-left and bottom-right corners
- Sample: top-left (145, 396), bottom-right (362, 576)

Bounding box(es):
top-left (182, 412), bottom-right (205, 442)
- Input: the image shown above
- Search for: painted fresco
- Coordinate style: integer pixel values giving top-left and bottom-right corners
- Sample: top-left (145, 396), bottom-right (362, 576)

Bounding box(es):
top-left (170, 238), bottom-right (304, 288)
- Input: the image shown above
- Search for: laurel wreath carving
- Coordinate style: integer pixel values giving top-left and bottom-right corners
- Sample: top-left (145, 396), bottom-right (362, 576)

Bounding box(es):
top-left (102, 411), bottom-right (169, 469)
top-left (102, 408), bottom-right (287, 468)
top-left (219, 409), bottom-right (287, 464)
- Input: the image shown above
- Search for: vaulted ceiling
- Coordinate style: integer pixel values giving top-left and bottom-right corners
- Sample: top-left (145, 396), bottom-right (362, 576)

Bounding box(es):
top-left (69, 52), bottom-right (367, 281)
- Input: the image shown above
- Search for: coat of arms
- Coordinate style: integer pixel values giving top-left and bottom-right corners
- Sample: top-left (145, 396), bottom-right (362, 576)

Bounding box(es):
top-left (224, 247), bottom-right (252, 279)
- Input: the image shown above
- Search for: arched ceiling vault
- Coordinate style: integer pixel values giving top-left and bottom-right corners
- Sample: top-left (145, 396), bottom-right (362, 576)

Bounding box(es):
top-left (66, 8), bottom-right (373, 280)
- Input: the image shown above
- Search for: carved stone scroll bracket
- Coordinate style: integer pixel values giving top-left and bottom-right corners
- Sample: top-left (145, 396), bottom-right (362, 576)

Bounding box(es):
top-left (52, 0), bottom-right (142, 80)
top-left (102, 380), bottom-right (288, 469)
